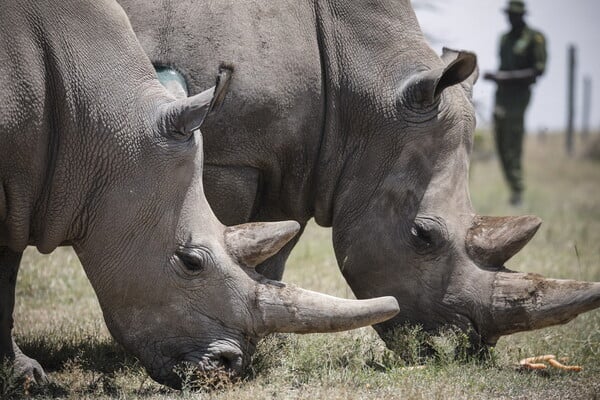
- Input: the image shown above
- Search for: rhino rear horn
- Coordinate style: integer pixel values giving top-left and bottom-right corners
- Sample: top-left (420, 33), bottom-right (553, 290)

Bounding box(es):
top-left (224, 221), bottom-right (300, 267)
top-left (466, 215), bottom-right (542, 269)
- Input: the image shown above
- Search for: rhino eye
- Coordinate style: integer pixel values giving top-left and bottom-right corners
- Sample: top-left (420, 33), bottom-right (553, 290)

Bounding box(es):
top-left (409, 216), bottom-right (448, 253)
top-left (411, 224), bottom-right (433, 247)
top-left (176, 247), bottom-right (215, 272)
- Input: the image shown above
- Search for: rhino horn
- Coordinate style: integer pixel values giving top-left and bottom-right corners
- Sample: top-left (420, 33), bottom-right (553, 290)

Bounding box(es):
top-left (224, 221), bottom-right (300, 267)
top-left (225, 220), bottom-right (400, 333)
top-left (484, 271), bottom-right (600, 342)
top-left (256, 282), bottom-right (400, 334)
top-left (466, 215), bottom-right (542, 269)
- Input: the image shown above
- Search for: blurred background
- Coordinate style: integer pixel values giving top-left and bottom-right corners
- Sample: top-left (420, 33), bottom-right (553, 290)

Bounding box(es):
top-left (415, 0), bottom-right (600, 135)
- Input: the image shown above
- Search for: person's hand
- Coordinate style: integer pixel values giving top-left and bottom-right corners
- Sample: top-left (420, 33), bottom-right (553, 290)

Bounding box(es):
top-left (483, 72), bottom-right (497, 81)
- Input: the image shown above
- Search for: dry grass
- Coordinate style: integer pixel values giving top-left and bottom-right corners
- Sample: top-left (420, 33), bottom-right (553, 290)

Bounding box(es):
top-left (3, 133), bottom-right (600, 399)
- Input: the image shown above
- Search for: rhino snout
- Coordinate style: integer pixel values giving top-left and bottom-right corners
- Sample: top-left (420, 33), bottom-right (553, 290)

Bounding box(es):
top-left (149, 343), bottom-right (249, 389)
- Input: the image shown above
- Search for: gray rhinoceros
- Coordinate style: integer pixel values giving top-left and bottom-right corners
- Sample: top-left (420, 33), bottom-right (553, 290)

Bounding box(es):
top-left (0, 0), bottom-right (399, 388)
top-left (120, 0), bottom-right (600, 350)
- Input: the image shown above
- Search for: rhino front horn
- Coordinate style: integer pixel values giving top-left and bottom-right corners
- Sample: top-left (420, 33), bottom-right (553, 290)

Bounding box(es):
top-left (484, 271), bottom-right (600, 342)
top-left (256, 282), bottom-right (400, 334)
top-left (466, 215), bottom-right (542, 269)
top-left (224, 221), bottom-right (300, 267)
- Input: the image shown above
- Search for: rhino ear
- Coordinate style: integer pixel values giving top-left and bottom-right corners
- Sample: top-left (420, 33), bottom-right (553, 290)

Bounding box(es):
top-left (164, 66), bottom-right (233, 137)
top-left (403, 49), bottom-right (477, 106)
top-left (441, 47), bottom-right (479, 97)
top-left (169, 87), bottom-right (215, 136)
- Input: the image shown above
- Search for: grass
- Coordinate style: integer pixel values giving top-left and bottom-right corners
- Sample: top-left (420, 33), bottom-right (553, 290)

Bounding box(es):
top-left (3, 132), bottom-right (600, 399)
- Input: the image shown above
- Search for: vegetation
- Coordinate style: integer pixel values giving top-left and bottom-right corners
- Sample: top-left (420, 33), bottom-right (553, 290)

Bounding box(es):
top-left (2, 133), bottom-right (599, 399)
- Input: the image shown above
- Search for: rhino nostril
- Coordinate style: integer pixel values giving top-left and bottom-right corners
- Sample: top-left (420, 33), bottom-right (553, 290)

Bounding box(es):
top-left (219, 355), bottom-right (232, 369)
top-left (216, 351), bottom-right (243, 373)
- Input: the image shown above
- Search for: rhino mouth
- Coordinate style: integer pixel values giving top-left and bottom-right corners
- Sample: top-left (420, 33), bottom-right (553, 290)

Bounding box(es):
top-left (151, 354), bottom-right (245, 390)
top-left (376, 212), bottom-right (600, 353)
top-left (146, 337), bottom-right (256, 389)
top-left (166, 355), bottom-right (244, 389)
top-left (452, 311), bottom-right (498, 350)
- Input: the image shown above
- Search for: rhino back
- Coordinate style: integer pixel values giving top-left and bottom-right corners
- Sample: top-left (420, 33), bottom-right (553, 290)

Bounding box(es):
top-left (122, 0), bottom-right (324, 223)
top-left (0, 0), bottom-right (160, 252)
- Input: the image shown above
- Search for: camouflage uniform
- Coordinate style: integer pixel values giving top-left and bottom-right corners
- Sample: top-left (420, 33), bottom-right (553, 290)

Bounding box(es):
top-left (493, 19), bottom-right (546, 199)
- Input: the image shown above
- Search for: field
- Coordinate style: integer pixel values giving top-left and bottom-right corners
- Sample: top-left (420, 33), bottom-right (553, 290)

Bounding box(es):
top-left (3, 133), bottom-right (600, 399)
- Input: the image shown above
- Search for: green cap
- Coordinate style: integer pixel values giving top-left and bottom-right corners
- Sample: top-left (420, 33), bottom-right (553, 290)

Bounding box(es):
top-left (504, 0), bottom-right (526, 14)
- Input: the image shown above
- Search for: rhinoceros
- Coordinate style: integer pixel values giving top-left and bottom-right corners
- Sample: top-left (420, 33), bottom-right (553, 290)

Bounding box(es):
top-left (119, 0), bottom-right (600, 350)
top-left (0, 0), bottom-right (400, 388)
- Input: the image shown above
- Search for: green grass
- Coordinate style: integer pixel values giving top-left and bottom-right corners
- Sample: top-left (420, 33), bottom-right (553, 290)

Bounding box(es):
top-left (3, 133), bottom-right (600, 399)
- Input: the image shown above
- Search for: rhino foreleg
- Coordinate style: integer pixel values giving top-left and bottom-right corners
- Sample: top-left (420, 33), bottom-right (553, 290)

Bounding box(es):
top-left (11, 337), bottom-right (47, 384)
top-left (0, 248), bottom-right (47, 384)
top-left (0, 248), bottom-right (20, 361)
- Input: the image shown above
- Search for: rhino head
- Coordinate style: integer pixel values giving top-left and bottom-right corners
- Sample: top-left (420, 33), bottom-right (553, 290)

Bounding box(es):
top-left (327, 47), bottom-right (600, 350)
top-left (74, 80), bottom-right (398, 387)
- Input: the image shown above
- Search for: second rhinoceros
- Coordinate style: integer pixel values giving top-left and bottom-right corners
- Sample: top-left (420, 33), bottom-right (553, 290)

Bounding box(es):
top-left (0, 0), bottom-right (399, 389)
top-left (120, 0), bottom-right (600, 350)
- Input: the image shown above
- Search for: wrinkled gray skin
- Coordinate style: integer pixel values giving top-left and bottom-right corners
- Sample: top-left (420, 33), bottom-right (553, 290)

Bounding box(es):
top-left (0, 0), bottom-right (399, 389)
top-left (120, 0), bottom-right (600, 350)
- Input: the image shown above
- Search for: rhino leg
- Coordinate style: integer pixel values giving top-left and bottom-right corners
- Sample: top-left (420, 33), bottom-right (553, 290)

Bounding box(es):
top-left (11, 338), bottom-right (47, 384)
top-left (0, 248), bottom-right (21, 361)
top-left (0, 248), bottom-right (47, 384)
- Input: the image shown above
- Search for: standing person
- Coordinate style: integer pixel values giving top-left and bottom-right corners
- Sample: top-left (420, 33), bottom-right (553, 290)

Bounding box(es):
top-left (484, 0), bottom-right (547, 206)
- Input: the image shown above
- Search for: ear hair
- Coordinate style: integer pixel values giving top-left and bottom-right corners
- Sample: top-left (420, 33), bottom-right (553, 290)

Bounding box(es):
top-left (210, 64), bottom-right (234, 113)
